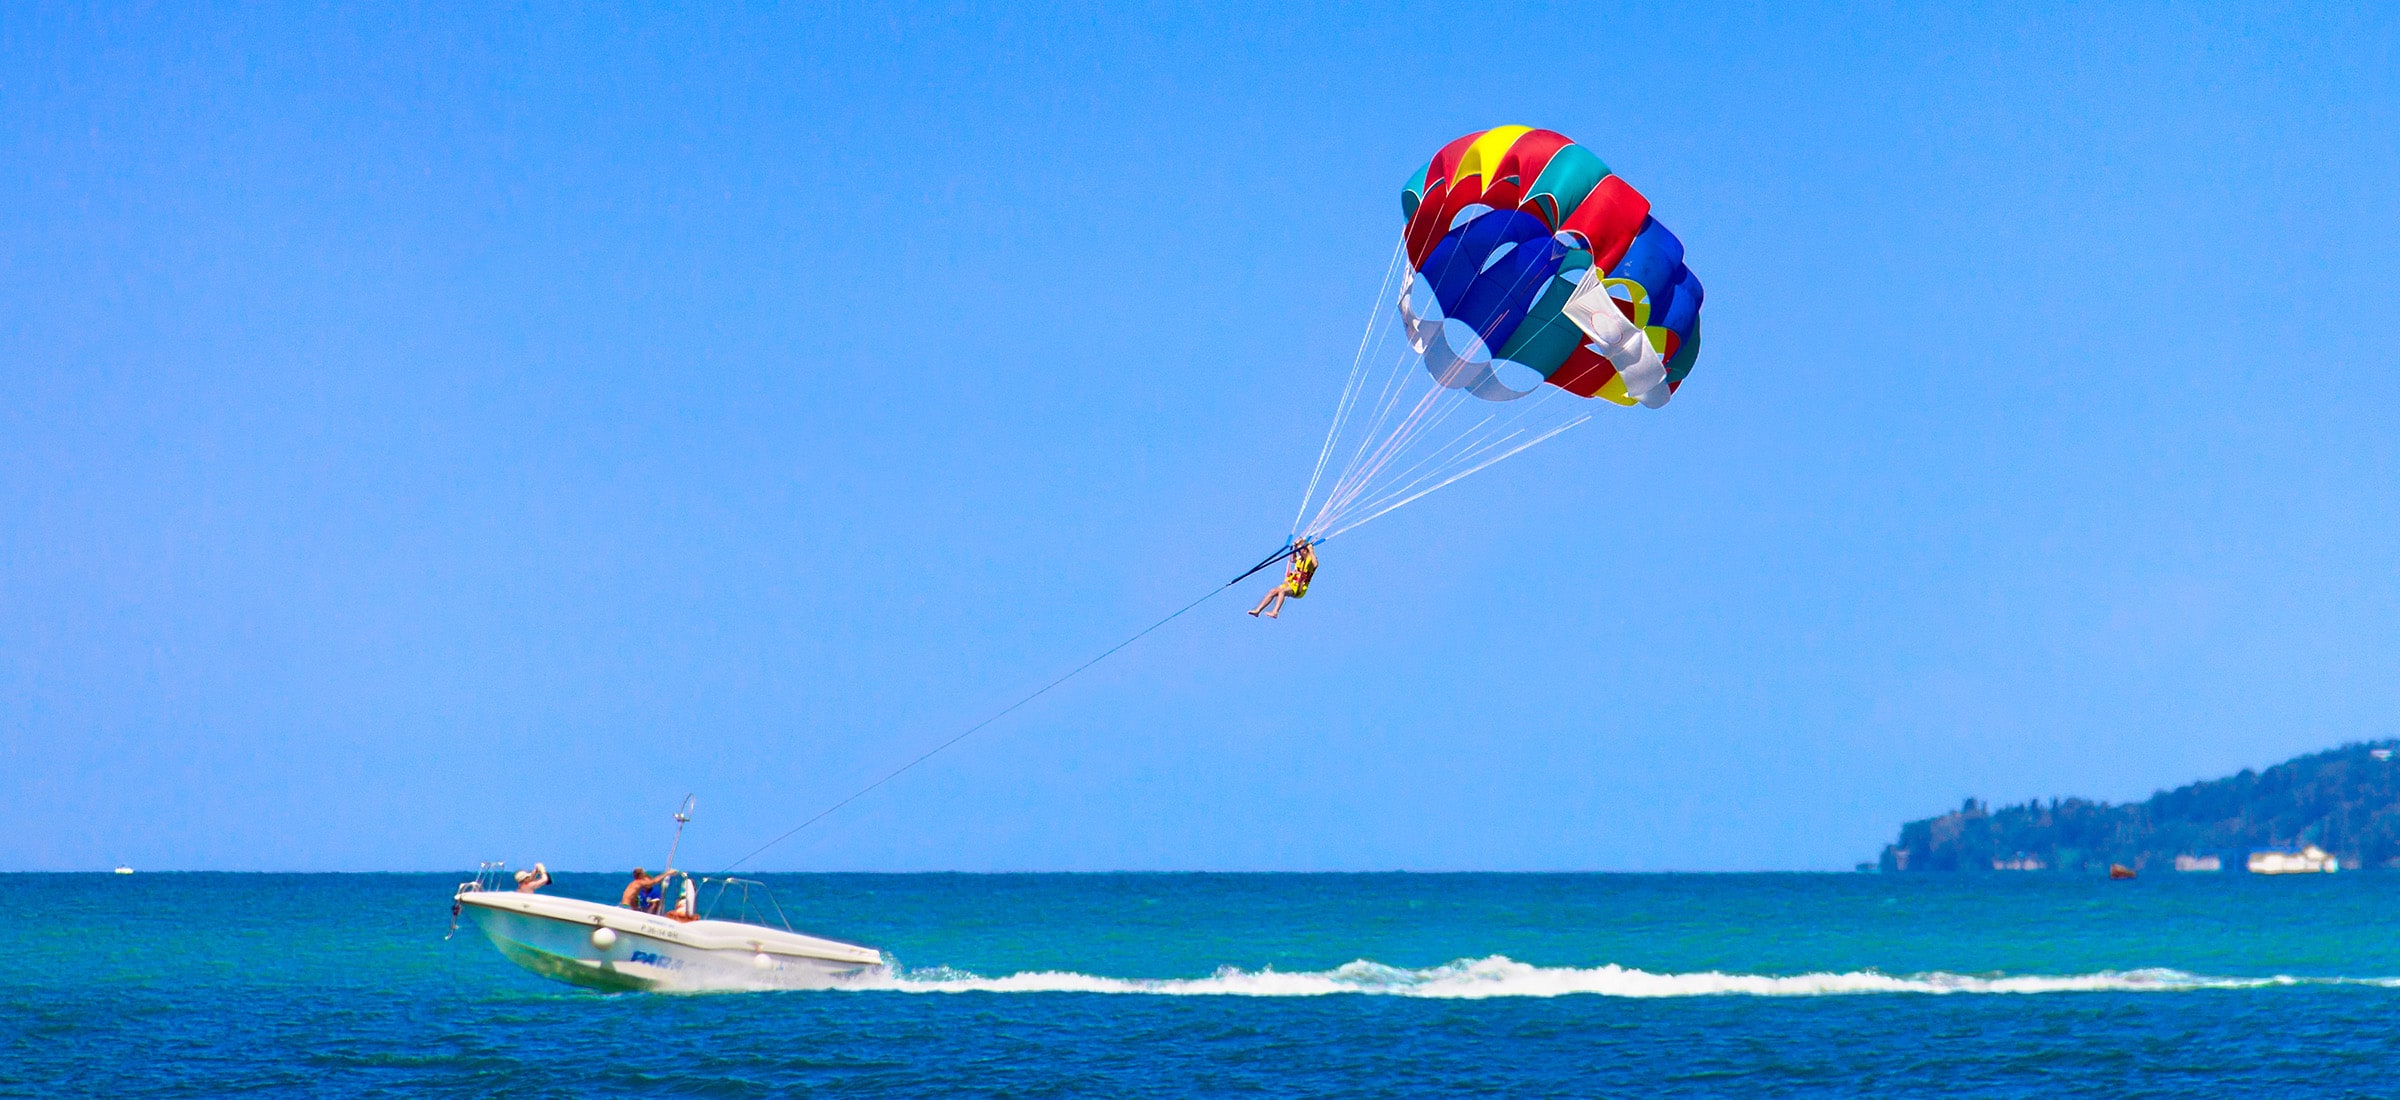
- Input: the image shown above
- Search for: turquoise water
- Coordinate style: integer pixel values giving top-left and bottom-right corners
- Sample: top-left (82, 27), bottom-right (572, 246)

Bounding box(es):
top-left (11, 872), bottom-right (2400, 1096)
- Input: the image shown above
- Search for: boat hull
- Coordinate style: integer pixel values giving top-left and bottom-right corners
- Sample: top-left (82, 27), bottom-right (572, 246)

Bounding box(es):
top-left (460, 892), bottom-right (884, 993)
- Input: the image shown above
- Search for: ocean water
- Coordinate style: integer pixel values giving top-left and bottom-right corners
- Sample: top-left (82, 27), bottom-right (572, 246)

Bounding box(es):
top-left (9, 872), bottom-right (2400, 1097)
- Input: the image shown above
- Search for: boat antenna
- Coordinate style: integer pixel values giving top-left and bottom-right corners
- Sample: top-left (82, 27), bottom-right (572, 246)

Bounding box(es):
top-left (663, 794), bottom-right (696, 874)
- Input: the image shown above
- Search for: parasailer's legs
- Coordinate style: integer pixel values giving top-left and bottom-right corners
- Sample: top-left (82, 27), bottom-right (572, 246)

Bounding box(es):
top-left (1249, 543), bottom-right (1316, 620)
top-left (1249, 587), bottom-right (1287, 618)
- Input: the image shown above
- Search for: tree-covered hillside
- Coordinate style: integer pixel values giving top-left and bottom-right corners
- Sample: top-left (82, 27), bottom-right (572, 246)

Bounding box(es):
top-left (1879, 741), bottom-right (2400, 872)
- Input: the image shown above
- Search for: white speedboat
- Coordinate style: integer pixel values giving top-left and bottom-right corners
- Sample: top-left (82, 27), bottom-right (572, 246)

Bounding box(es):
top-left (452, 799), bottom-right (884, 992)
top-left (453, 882), bottom-right (884, 993)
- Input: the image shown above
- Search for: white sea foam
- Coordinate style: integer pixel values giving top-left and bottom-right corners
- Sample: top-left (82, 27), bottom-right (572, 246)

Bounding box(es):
top-left (829, 955), bottom-right (2374, 999)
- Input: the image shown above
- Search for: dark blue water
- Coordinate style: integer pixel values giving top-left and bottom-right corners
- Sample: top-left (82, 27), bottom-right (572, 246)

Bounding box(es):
top-left (9, 872), bottom-right (2399, 1097)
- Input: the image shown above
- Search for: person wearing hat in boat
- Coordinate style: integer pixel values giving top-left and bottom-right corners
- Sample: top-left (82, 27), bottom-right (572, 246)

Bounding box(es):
top-left (512, 862), bottom-right (551, 893)
top-left (621, 867), bottom-right (675, 912)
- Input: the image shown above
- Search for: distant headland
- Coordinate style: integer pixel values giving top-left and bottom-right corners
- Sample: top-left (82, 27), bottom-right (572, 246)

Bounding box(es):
top-left (1878, 741), bottom-right (2400, 873)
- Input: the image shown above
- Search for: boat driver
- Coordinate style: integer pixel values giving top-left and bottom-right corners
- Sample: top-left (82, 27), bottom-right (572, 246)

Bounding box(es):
top-left (621, 867), bottom-right (675, 912)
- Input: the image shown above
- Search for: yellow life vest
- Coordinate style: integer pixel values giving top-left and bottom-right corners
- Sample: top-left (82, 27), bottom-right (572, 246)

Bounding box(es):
top-left (1285, 547), bottom-right (1317, 596)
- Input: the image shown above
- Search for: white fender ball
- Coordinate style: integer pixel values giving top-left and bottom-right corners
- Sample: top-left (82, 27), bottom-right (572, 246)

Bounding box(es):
top-left (591, 926), bottom-right (617, 950)
top-left (752, 952), bottom-right (773, 970)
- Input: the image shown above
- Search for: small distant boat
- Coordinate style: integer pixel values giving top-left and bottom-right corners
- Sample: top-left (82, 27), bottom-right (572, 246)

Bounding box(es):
top-left (113, 866), bottom-right (133, 875)
top-left (2108, 864), bottom-right (2136, 880)
top-left (2247, 845), bottom-right (2339, 875)
top-left (2173, 854), bottom-right (2221, 872)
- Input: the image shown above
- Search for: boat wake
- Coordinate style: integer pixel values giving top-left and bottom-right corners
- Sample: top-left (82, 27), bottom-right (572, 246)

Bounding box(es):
top-left (823, 955), bottom-right (2395, 999)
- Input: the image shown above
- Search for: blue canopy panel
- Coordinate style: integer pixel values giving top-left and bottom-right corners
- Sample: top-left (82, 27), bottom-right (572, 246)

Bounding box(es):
top-left (1650, 265), bottom-right (1703, 361)
top-left (1403, 209), bottom-right (1573, 401)
top-left (1419, 209), bottom-right (1563, 355)
top-left (1605, 217), bottom-right (1685, 323)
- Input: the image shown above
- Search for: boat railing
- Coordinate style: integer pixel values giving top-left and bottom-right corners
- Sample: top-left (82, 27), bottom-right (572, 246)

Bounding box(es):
top-left (447, 861), bottom-right (510, 939)
top-left (458, 860), bottom-right (510, 896)
top-left (698, 876), bottom-right (795, 933)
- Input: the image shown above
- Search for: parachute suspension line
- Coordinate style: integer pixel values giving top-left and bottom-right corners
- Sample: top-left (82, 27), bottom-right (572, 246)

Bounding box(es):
top-left (1296, 261), bottom-right (1425, 536)
top-left (1308, 367), bottom-right (1582, 538)
top-left (1290, 252), bottom-right (1401, 536)
top-left (1294, 232), bottom-right (1589, 542)
top-left (1311, 380), bottom-right (1483, 535)
top-left (715, 544), bottom-right (1296, 874)
top-left (1292, 241), bottom-right (1408, 538)
top-left (1326, 411), bottom-right (1583, 540)
top-left (1323, 413), bottom-right (1592, 541)
top-left (1306, 297), bottom-right (1458, 533)
top-left (1374, 401), bottom-right (1570, 512)
top-left (1303, 227), bottom-right (1497, 531)
top-left (1348, 388), bottom-right (1543, 504)
top-left (1314, 402), bottom-right (1501, 533)
top-left (1316, 400), bottom-right (1519, 538)
top-left (1302, 336), bottom-right (1452, 538)
top-left (1320, 380), bottom-right (1584, 534)
top-left (1312, 384), bottom-right (1448, 529)
top-left (1325, 299), bottom-right (1546, 510)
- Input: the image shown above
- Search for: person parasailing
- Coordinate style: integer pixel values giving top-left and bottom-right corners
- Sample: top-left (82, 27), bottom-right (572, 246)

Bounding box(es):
top-left (1248, 540), bottom-right (1318, 619)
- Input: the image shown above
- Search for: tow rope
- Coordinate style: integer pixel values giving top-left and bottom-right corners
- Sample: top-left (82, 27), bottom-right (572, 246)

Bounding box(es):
top-left (717, 541), bottom-right (1301, 873)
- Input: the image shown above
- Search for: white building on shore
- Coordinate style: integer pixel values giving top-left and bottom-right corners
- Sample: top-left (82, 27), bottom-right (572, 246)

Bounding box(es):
top-left (2246, 846), bottom-right (2339, 875)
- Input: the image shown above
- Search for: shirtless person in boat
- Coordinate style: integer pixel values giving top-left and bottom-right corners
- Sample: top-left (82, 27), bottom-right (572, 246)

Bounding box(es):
top-left (621, 867), bottom-right (675, 911)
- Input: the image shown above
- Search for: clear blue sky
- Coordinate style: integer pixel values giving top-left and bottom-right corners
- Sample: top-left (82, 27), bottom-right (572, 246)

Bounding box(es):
top-left (5, 3), bottom-right (2397, 871)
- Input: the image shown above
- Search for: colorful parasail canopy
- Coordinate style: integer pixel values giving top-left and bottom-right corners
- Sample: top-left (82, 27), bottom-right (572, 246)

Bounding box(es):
top-left (1397, 126), bottom-right (1702, 407)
